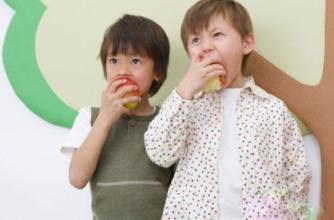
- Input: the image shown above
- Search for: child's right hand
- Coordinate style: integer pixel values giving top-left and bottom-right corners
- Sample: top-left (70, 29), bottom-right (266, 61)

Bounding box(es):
top-left (97, 78), bottom-right (141, 128)
top-left (176, 52), bottom-right (225, 100)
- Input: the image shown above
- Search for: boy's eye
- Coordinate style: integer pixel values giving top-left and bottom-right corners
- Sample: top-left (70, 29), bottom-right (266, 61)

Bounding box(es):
top-left (109, 58), bottom-right (117, 64)
top-left (131, 58), bottom-right (142, 64)
top-left (190, 37), bottom-right (201, 44)
top-left (213, 32), bottom-right (224, 37)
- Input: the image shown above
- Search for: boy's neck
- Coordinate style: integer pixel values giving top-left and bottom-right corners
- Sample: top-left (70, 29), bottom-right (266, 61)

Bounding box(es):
top-left (128, 97), bottom-right (155, 116)
top-left (227, 72), bottom-right (245, 88)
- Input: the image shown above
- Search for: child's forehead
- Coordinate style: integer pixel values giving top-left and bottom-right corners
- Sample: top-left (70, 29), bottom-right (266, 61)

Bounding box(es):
top-left (106, 43), bottom-right (146, 56)
top-left (209, 14), bottom-right (230, 26)
top-left (188, 14), bottom-right (231, 35)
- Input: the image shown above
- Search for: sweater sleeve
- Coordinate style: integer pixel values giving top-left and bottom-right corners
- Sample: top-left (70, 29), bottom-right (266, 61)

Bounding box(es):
top-left (145, 90), bottom-right (194, 168)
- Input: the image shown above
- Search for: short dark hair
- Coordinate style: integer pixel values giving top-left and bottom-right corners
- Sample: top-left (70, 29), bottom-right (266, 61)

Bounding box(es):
top-left (181, 0), bottom-right (253, 72)
top-left (99, 14), bottom-right (170, 97)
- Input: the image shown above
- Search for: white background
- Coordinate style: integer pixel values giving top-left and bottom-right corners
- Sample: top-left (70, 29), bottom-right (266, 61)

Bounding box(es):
top-left (0, 2), bottom-right (91, 219)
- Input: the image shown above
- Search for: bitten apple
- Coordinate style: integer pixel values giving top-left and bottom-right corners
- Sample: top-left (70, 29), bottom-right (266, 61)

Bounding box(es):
top-left (202, 60), bottom-right (225, 93)
top-left (199, 52), bottom-right (225, 92)
top-left (115, 76), bottom-right (141, 109)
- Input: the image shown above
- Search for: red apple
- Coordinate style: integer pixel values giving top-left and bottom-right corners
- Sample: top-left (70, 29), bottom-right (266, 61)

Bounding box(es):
top-left (115, 76), bottom-right (140, 109)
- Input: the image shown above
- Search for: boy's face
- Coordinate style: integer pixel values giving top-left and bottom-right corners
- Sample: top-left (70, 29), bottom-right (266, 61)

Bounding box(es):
top-left (187, 15), bottom-right (254, 88)
top-left (105, 47), bottom-right (156, 97)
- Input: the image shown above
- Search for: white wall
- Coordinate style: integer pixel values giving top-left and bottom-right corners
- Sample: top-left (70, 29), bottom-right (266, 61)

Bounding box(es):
top-left (0, 2), bottom-right (91, 219)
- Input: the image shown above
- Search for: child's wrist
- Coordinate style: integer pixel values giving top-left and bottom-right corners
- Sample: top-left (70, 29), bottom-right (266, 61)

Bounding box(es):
top-left (176, 85), bottom-right (194, 100)
top-left (95, 114), bottom-right (115, 130)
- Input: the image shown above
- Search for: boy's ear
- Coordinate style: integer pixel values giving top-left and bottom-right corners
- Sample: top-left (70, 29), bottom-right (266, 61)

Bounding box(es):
top-left (153, 74), bottom-right (160, 82)
top-left (242, 34), bottom-right (255, 55)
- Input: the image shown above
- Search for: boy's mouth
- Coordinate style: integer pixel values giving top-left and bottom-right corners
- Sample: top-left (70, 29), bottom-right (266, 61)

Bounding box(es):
top-left (113, 76), bottom-right (141, 109)
top-left (210, 61), bottom-right (223, 66)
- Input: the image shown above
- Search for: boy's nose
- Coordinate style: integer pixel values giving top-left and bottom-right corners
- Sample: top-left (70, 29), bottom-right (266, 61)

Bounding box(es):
top-left (202, 47), bottom-right (214, 54)
top-left (201, 39), bottom-right (215, 54)
top-left (118, 64), bottom-right (130, 76)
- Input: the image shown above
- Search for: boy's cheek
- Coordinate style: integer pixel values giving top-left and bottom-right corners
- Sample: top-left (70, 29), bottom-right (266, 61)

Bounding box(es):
top-left (187, 45), bottom-right (199, 57)
top-left (106, 73), bottom-right (113, 84)
top-left (187, 49), bottom-right (196, 58)
top-left (105, 69), bottom-right (119, 83)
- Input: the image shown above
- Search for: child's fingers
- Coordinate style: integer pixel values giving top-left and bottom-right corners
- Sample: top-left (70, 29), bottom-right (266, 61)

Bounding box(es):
top-left (202, 64), bottom-right (225, 76)
top-left (200, 55), bottom-right (223, 67)
top-left (205, 69), bottom-right (225, 80)
top-left (113, 102), bottom-right (130, 114)
top-left (114, 85), bottom-right (139, 98)
top-left (106, 79), bottom-right (127, 93)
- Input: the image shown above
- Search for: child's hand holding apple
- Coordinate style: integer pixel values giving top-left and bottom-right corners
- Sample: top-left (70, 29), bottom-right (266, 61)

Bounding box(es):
top-left (97, 77), bottom-right (141, 128)
top-left (176, 51), bottom-right (225, 100)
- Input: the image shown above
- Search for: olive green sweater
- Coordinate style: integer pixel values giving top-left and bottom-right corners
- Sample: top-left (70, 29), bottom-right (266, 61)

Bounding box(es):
top-left (89, 107), bottom-right (174, 220)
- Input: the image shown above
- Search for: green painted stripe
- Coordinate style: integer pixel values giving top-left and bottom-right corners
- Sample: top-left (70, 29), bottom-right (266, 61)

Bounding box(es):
top-left (3, 0), bottom-right (77, 128)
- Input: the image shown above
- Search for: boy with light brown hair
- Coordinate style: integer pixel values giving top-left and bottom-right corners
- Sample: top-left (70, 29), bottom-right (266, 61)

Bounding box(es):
top-left (145, 0), bottom-right (311, 219)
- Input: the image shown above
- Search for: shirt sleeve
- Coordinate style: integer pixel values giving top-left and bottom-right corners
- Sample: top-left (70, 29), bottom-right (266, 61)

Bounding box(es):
top-left (144, 90), bottom-right (193, 168)
top-left (60, 107), bottom-right (92, 158)
top-left (282, 107), bottom-right (312, 218)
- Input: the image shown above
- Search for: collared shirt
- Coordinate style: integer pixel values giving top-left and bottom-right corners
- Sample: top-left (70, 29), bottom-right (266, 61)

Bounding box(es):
top-left (144, 77), bottom-right (311, 220)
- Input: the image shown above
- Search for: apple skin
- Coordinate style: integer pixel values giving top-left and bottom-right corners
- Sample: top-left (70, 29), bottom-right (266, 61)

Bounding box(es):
top-left (198, 53), bottom-right (225, 92)
top-left (115, 76), bottom-right (141, 109)
top-left (202, 63), bottom-right (225, 92)
top-left (202, 76), bottom-right (225, 92)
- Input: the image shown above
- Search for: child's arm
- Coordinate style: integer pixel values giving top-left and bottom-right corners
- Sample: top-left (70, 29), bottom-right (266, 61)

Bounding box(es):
top-left (282, 108), bottom-right (311, 218)
top-left (145, 51), bottom-right (225, 167)
top-left (69, 114), bottom-right (113, 189)
top-left (69, 79), bottom-right (141, 189)
top-left (145, 53), bottom-right (225, 168)
top-left (144, 90), bottom-right (193, 168)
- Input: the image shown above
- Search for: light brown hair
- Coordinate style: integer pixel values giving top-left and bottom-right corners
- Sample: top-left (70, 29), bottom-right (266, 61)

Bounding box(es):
top-left (181, 0), bottom-right (253, 71)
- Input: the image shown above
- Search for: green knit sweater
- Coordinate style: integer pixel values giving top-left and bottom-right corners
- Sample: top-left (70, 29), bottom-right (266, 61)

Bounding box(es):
top-left (89, 107), bottom-right (174, 220)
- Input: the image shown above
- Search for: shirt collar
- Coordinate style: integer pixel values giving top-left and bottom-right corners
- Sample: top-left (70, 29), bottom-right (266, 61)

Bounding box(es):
top-left (241, 76), bottom-right (270, 99)
top-left (195, 76), bottom-right (270, 100)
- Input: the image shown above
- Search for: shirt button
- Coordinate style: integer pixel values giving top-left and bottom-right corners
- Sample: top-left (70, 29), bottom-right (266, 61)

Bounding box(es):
top-left (128, 119), bottom-right (137, 127)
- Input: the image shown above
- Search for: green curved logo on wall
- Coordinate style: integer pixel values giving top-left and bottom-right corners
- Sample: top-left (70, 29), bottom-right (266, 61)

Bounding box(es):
top-left (3, 0), bottom-right (77, 128)
top-left (2, 0), bottom-right (324, 134)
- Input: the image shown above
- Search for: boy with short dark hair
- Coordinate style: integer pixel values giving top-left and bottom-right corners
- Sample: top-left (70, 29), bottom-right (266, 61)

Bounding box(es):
top-left (62, 14), bottom-right (173, 219)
